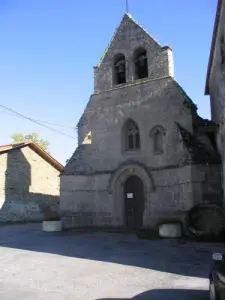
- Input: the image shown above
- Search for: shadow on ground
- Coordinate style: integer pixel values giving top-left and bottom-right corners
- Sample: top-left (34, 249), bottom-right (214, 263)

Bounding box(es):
top-left (0, 223), bottom-right (224, 279)
top-left (96, 288), bottom-right (208, 299)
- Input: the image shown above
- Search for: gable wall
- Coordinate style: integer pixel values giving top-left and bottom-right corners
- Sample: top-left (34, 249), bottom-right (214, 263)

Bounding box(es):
top-left (0, 146), bottom-right (60, 222)
top-left (67, 77), bottom-right (194, 176)
top-left (94, 15), bottom-right (173, 93)
top-left (61, 12), bottom-right (223, 230)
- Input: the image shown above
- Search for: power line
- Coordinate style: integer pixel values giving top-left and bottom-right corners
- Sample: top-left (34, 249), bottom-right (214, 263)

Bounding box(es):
top-left (32, 119), bottom-right (75, 129)
top-left (0, 104), bottom-right (77, 140)
top-left (0, 108), bottom-right (75, 129)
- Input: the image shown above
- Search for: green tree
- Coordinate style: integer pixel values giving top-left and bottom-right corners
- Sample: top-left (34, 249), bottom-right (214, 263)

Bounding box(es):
top-left (11, 132), bottom-right (50, 151)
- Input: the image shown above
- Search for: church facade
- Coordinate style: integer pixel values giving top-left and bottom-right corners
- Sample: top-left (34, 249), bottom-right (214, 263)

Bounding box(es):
top-left (60, 13), bottom-right (222, 230)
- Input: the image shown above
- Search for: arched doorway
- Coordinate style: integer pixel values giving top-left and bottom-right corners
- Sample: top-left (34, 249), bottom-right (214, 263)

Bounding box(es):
top-left (123, 175), bottom-right (145, 230)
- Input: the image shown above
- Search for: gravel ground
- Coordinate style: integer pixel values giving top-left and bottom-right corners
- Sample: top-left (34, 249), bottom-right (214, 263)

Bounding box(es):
top-left (0, 223), bottom-right (224, 299)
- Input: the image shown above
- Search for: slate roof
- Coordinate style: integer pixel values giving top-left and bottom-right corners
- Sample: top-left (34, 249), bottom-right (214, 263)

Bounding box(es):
top-left (193, 116), bottom-right (219, 129)
top-left (176, 123), bottom-right (221, 164)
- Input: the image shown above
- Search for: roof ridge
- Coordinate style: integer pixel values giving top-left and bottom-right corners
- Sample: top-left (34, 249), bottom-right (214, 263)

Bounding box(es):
top-left (125, 13), bottom-right (162, 47)
top-left (171, 78), bottom-right (197, 110)
top-left (0, 141), bottom-right (64, 171)
top-left (97, 14), bottom-right (124, 67)
top-left (0, 141), bottom-right (28, 148)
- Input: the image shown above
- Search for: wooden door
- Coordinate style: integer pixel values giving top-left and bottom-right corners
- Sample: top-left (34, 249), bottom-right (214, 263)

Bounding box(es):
top-left (124, 175), bottom-right (144, 230)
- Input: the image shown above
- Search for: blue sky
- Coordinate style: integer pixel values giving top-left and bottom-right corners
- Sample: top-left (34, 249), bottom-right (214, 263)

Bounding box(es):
top-left (0, 0), bottom-right (217, 165)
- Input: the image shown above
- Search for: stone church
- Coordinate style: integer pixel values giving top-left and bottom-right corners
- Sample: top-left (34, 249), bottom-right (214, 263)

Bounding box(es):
top-left (60, 13), bottom-right (222, 230)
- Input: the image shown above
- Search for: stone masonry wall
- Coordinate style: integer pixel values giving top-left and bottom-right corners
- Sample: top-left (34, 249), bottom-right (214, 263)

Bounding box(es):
top-left (0, 146), bottom-right (60, 223)
top-left (191, 164), bottom-right (222, 206)
top-left (94, 14), bottom-right (173, 93)
top-left (208, 0), bottom-right (225, 205)
top-left (68, 13), bottom-right (197, 178)
top-left (60, 165), bottom-right (207, 229)
top-left (68, 77), bottom-right (195, 176)
top-left (60, 173), bottom-right (112, 228)
top-left (61, 163), bottom-right (222, 230)
top-left (61, 12), bottom-right (220, 230)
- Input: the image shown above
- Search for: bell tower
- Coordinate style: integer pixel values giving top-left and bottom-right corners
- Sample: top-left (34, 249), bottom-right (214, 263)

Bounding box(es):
top-left (93, 13), bottom-right (174, 94)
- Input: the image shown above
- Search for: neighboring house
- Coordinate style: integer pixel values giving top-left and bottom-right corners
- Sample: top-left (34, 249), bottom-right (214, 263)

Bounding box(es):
top-left (0, 141), bottom-right (63, 222)
top-left (61, 13), bottom-right (222, 231)
top-left (205, 0), bottom-right (225, 204)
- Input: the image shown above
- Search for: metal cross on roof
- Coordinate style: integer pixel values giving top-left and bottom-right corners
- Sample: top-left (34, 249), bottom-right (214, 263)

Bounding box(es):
top-left (126, 0), bottom-right (129, 13)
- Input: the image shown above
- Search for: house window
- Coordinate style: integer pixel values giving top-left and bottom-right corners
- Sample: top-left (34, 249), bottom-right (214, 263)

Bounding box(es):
top-left (150, 126), bottom-right (165, 154)
top-left (114, 54), bottom-right (126, 85)
top-left (123, 119), bottom-right (140, 151)
top-left (134, 47), bottom-right (148, 80)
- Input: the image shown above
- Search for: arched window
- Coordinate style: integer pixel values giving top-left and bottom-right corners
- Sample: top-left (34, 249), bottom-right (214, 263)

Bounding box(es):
top-left (123, 119), bottom-right (140, 151)
top-left (150, 126), bottom-right (165, 153)
top-left (114, 54), bottom-right (126, 85)
top-left (134, 47), bottom-right (148, 80)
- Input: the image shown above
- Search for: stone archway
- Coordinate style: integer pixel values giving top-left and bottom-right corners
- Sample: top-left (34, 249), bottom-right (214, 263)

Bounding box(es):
top-left (108, 162), bottom-right (154, 228)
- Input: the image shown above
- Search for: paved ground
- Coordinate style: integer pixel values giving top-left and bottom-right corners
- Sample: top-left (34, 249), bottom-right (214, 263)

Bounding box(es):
top-left (0, 224), bottom-right (224, 300)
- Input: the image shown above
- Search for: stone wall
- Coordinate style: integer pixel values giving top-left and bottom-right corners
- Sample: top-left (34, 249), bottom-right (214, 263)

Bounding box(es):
top-left (61, 12), bottom-right (222, 230)
top-left (94, 14), bottom-right (174, 93)
top-left (61, 164), bottom-right (221, 230)
top-left (191, 164), bottom-right (222, 205)
top-left (68, 14), bottom-right (197, 178)
top-left (208, 0), bottom-right (225, 205)
top-left (208, 1), bottom-right (225, 124)
top-left (0, 146), bottom-right (60, 223)
top-left (69, 77), bottom-right (195, 177)
top-left (60, 173), bottom-right (111, 228)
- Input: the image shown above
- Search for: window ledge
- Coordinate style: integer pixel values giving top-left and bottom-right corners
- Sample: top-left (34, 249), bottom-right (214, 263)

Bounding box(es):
top-left (133, 77), bottom-right (148, 83)
top-left (114, 82), bottom-right (126, 87)
top-left (124, 149), bottom-right (141, 154)
top-left (153, 151), bottom-right (163, 155)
